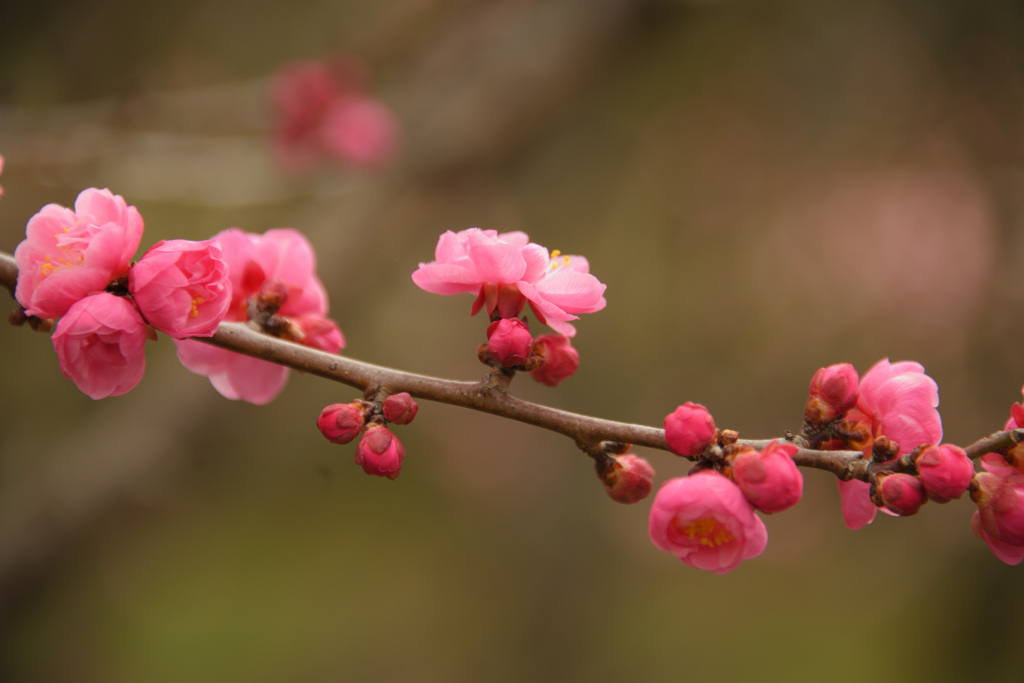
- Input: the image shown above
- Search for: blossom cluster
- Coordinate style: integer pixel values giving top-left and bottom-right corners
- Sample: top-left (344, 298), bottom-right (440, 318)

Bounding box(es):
top-left (412, 227), bottom-right (605, 386)
top-left (270, 55), bottom-right (400, 171)
top-left (13, 189), bottom-right (343, 403)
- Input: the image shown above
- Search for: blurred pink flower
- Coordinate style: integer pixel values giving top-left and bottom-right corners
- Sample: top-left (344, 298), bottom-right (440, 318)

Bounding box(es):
top-left (972, 470), bottom-right (1024, 565)
top-left (270, 56), bottom-right (399, 171)
top-left (129, 239), bottom-right (230, 338)
top-left (664, 402), bottom-right (716, 457)
top-left (174, 228), bottom-right (343, 405)
top-left (0, 154), bottom-right (5, 198)
top-left (602, 453), bottom-right (655, 504)
top-left (837, 359), bottom-right (942, 529)
top-left (732, 441), bottom-right (803, 514)
top-left (15, 188), bottom-right (144, 319)
top-left (528, 334), bottom-right (579, 386)
top-left (649, 471), bottom-right (767, 574)
top-left (411, 228), bottom-right (606, 337)
top-left (51, 293), bottom-right (148, 399)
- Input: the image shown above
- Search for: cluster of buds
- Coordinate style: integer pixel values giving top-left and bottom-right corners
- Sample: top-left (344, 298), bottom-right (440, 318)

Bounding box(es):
top-left (649, 402), bottom-right (805, 573)
top-left (476, 318), bottom-right (580, 387)
top-left (317, 392), bottom-right (419, 480)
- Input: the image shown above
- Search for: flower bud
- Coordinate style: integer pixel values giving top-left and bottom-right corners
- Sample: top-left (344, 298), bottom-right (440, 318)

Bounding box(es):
top-left (317, 401), bottom-right (367, 444)
top-left (528, 334), bottom-right (579, 387)
top-left (383, 392), bottom-right (418, 425)
top-left (731, 441), bottom-right (803, 514)
top-left (600, 454), bottom-right (655, 504)
top-left (486, 318), bottom-right (533, 367)
top-left (873, 473), bottom-right (926, 516)
top-left (355, 425), bottom-right (406, 479)
top-left (664, 402), bottom-right (716, 457)
top-left (805, 363), bottom-right (859, 426)
top-left (972, 472), bottom-right (1024, 545)
top-left (914, 444), bottom-right (974, 502)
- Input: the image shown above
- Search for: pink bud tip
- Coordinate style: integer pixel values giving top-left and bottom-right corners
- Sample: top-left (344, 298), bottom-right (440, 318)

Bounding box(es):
top-left (602, 454), bottom-right (655, 504)
top-left (382, 392), bottom-right (418, 425)
top-left (731, 441), bottom-right (803, 514)
top-left (528, 334), bottom-right (579, 386)
top-left (874, 473), bottom-right (927, 516)
top-left (486, 318), bottom-right (534, 368)
top-left (664, 402), bottom-right (717, 457)
top-left (355, 425), bottom-right (406, 480)
top-left (915, 444), bottom-right (974, 502)
top-left (805, 363), bottom-right (859, 426)
top-left (317, 402), bottom-right (366, 444)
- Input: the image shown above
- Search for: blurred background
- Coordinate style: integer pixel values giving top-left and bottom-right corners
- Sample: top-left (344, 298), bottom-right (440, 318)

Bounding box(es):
top-left (2, 0), bottom-right (1024, 680)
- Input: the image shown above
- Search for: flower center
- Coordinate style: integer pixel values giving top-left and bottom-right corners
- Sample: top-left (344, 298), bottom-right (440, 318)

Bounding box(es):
top-left (675, 517), bottom-right (735, 548)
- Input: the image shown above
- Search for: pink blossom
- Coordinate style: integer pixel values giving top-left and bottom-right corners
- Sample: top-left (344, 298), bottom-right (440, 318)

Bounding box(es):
top-left (15, 188), bottom-right (144, 319)
top-left (317, 402), bottom-right (367, 444)
top-left (873, 473), bottom-right (926, 516)
top-left (355, 425), bottom-right (406, 479)
top-left (602, 454), bottom-right (655, 504)
top-left (528, 334), bottom-right (579, 387)
top-left (486, 318), bottom-right (533, 367)
top-left (129, 239), bottom-right (230, 338)
top-left (649, 471), bottom-right (768, 574)
top-left (805, 362), bottom-right (859, 426)
top-left (837, 359), bottom-right (942, 529)
top-left (382, 392), bottom-right (418, 425)
top-left (973, 471), bottom-right (1024, 546)
top-left (321, 96), bottom-right (400, 168)
top-left (411, 228), bottom-right (606, 337)
top-left (0, 154), bottom-right (5, 198)
top-left (972, 510), bottom-right (1024, 565)
top-left (51, 293), bottom-right (148, 399)
top-left (731, 441), bottom-right (803, 514)
top-left (664, 402), bottom-right (717, 457)
top-left (174, 228), bottom-right (343, 405)
top-left (915, 444), bottom-right (974, 502)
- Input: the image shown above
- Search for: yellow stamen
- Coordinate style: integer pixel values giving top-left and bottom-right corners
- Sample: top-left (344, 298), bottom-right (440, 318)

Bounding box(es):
top-left (678, 517), bottom-right (735, 547)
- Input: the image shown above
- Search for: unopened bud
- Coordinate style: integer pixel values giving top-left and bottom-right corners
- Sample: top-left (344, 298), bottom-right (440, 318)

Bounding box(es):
top-left (731, 441), bottom-right (803, 514)
top-left (873, 473), bottom-right (926, 516)
top-left (915, 444), bottom-right (974, 502)
top-left (528, 334), bottom-right (579, 386)
top-left (383, 392), bottom-right (418, 425)
top-left (317, 401), bottom-right (367, 444)
top-left (355, 424), bottom-right (406, 480)
top-left (805, 363), bottom-right (859, 427)
top-left (664, 402), bottom-right (717, 457)
top-left (599, 453), bottom-right (655, 504)
top-left (486, 318), bottom-right (533, 367)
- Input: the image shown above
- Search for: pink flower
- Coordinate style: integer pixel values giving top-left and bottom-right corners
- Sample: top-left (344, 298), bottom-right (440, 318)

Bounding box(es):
top-left (649, 471), bottom-right (768, 574)
top-left (528, 334), bottom-right (579, 387)
top-left (129, 239), bottom-right (230, 338)
top-left (382, 392), bottom-right (418, 425)
top-left (51, 293), bottom-right (148, 399)
top-left (837, 359), bottom-right (942, 529)
top-left (915, 444), bottom-right (974, 502)
top-left (805, 362), bottom-right (859, 426)
top-left (972, 510), bottom-right (1024, 566)
top-left (731, 441), bottom-right (803, 514)
top-left (270, 56), bottom-right (399, 171)
top-left (601, 454), bottom-right (656, 504)
top-left (873, 473), bottom-right (926, 516)
top-left (664, 402), bottom-right (717, 457)
top-left (321, 96), bottom-right (400, 168)
top-left (15, 188), bottom-right (144, 319)
top-left (317, 402), bottom-right (367, 445)
top-left (486, 318), bottom-right (533, 367)
top-left (355, 425), bottom-right (406, 479)
top-left (0, 154), bottom-right (5, 198)
top-left (174, 228), bottom-right (343, 405)
top-left (411, 228), bottom-right (606, 337)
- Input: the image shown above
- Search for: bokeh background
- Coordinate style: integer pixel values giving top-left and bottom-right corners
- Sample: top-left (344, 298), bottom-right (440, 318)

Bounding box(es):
top-left (2, 0), bottom-right (1024, 681)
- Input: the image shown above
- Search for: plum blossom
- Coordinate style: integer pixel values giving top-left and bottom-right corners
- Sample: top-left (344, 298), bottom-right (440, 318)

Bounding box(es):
top-left (664, 402), bottom-right (717, 457)
top-left (486, 318), bottom-right (533, 367)
top-left (317, 402), bottom-right (367, 445)
top-left (529, 334), bottom-right (579, 387)
top-left (51, 293), bottom-right (148, 399)
top-left (805, 362), bottom-right (859, 427)
top-left (129, 239), bottom-right (230, 338)
top-left (0, 154), bottom-right (5, 198)
top-left (174, 228), bottom-right (344, 405)
top-left (649, 471), bottom-right (767, 574)
top-left (601, 453), bottom-right (655, 504)
top-left (270, 56), bottom-right (400, 171)
top-left (15, 188), bottom-right (144, 319)
top-left (411, 228), bottom-right (606, 337)
top-left (382, 392), bottom-right (418, 426)
top-left (837, 359), bottom-right (942, 530)
top-left (971, 462), bottom-right (1024, 565)
top-left (915, 444), bottom-right (974, 502)
top-left (873, 473), bottom-right (927, 516)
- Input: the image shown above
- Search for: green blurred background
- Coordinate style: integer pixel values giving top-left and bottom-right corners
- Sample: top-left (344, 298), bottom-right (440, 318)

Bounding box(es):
top-left (2, 0), bottom-right (1024, 681)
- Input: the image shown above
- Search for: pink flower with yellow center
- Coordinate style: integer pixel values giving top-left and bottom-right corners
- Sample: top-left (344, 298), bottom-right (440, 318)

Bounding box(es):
top-left (649, 471), bottom-right (768, 574)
